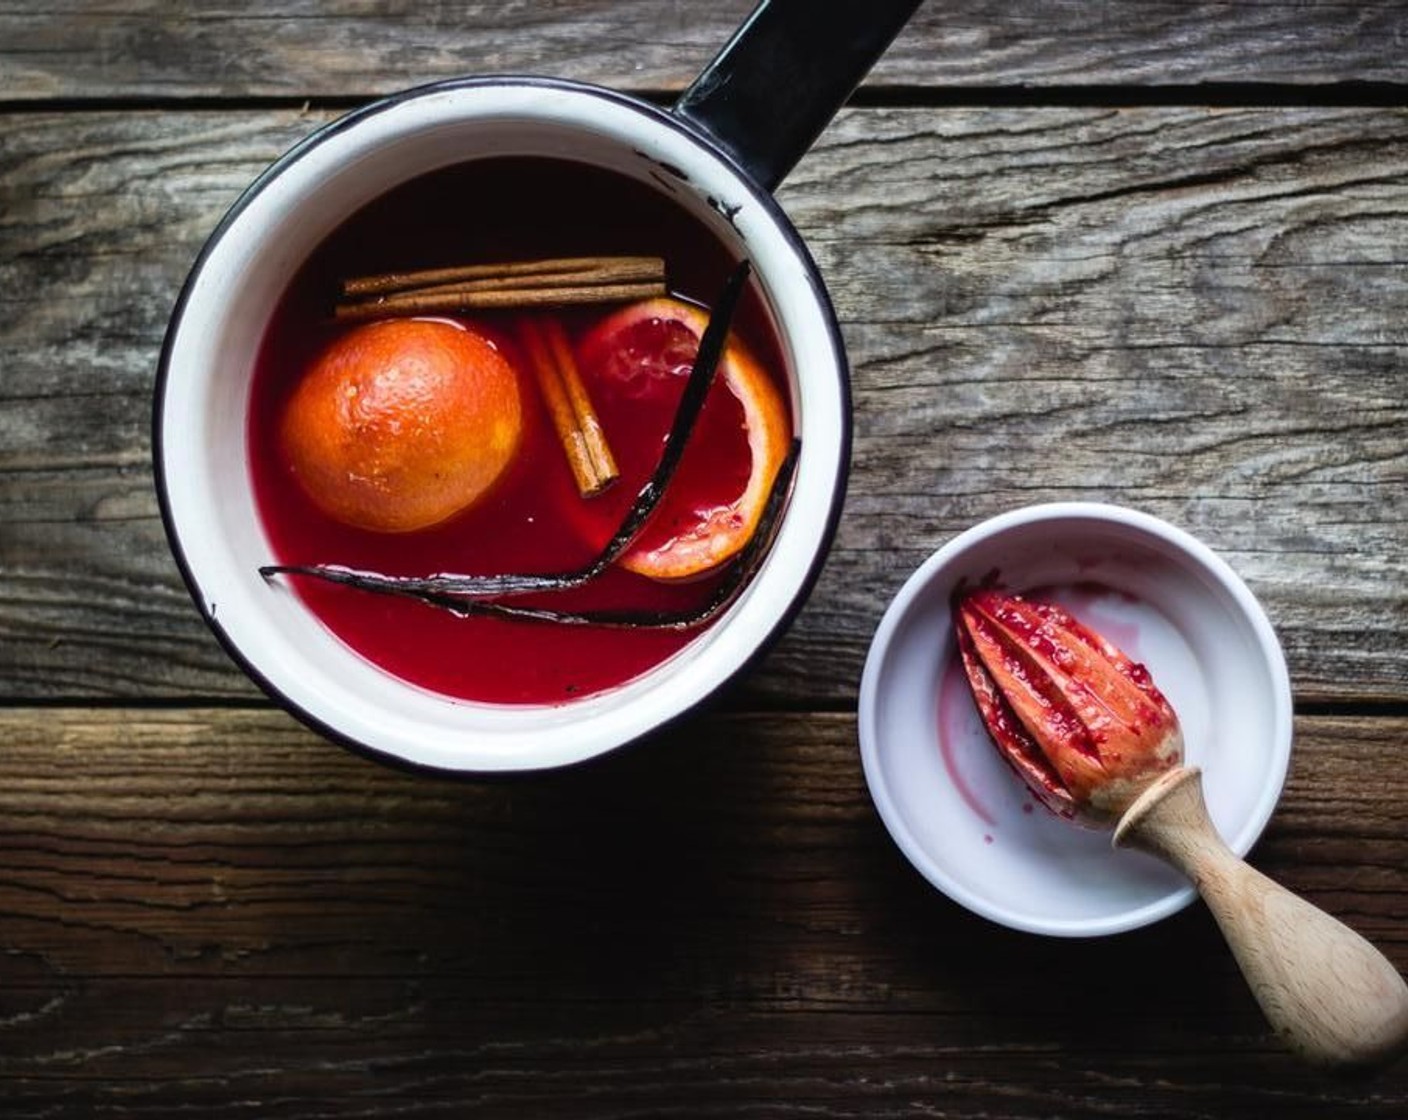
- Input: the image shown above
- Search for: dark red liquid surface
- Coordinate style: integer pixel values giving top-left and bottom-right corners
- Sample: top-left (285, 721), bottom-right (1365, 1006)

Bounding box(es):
top-left (248, 158), bottom-right (790, 704)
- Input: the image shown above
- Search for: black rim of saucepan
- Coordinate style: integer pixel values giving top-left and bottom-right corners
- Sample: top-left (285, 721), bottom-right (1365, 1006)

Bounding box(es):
top-left (151, 74), bottom-right (853, 776)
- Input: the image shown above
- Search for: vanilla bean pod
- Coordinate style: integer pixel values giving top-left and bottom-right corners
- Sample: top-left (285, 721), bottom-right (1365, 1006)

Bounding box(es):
top-left (335, 439), bottom-right (797, 630)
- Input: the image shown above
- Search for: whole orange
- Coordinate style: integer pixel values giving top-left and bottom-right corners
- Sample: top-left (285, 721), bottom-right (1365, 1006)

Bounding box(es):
top-left (280, 318), bottom-right (522, 532)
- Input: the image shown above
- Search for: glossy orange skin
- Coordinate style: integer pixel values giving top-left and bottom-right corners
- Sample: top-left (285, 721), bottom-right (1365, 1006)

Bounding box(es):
top-left (280, 319), bottom-right (522, 533)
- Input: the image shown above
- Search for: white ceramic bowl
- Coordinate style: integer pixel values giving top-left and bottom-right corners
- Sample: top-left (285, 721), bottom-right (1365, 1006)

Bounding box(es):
top-left (858, 503), bottom-right (1293, 936)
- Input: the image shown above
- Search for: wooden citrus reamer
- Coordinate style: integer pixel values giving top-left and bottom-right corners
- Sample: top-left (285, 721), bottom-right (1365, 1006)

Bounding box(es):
top-left (954, 589), bottom-right (1408, 1069)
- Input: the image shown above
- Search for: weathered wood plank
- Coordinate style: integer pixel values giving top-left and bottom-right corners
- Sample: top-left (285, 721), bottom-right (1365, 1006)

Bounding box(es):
top-left (0, 707), bottom-right (1402, 1115)
top-left (1, 106), bottom-right (1405, 701)
top-left (1, 1), bottom-right (1405, 101)
top-left (785, 104), bottom-right (1408, 707)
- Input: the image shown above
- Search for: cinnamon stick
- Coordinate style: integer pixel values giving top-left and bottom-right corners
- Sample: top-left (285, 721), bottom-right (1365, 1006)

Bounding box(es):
top-left (518, 317), bottom-right (618, 498)
top-left (335, 255), bottom-right (667, 320)
top-left (545, 318), bottom-right (618, 489)
top-left (343, 255), bottom-right (665, 297)
top-left (334, 280), bottom-right (663, 322)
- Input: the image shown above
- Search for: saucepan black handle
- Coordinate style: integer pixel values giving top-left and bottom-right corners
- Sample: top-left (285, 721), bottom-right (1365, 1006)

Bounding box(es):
top-left (675, 0), bottom-right (923, 193)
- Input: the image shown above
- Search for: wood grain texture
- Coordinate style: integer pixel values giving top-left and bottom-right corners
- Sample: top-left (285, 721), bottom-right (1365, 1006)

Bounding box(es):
top-left (785, 104), bottom-right (1408, 707)
top-left (0, 706), bottom-right (1402, 1115)
top-left (2, 106), bottom-right (1404, 702)
top-left (2, 1), bottom-right (1406, 101)
top-left (6, 5), bottom-right (1404, 1114)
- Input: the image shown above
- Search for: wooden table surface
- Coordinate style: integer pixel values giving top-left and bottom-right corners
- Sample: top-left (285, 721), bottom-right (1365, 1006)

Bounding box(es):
top-left (3, 2), bottom-right (1406, 1114)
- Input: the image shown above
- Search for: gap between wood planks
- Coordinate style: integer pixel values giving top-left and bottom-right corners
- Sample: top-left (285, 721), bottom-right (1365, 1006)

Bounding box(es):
top-left (1, 81), bottom-right (1406, 116)
top-left (0, 697), bottom-right (1406, 719)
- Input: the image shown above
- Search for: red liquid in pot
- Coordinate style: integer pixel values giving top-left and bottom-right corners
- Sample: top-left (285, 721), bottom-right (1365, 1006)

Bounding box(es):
top-left (248, 157), bottom-right (790, 704)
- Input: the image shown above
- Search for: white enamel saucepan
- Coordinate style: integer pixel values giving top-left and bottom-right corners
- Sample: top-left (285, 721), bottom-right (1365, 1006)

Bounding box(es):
top-left (155, 2), bottom-right (922, 772)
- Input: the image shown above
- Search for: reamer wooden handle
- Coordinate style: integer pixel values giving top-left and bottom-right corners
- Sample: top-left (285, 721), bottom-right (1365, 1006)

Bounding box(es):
top-left (1115, 766), bottom-right (1408, 1069)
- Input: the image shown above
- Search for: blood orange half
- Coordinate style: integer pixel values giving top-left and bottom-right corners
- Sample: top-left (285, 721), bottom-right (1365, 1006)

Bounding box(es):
top-left (574, 296), bottom-right (792, 581)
